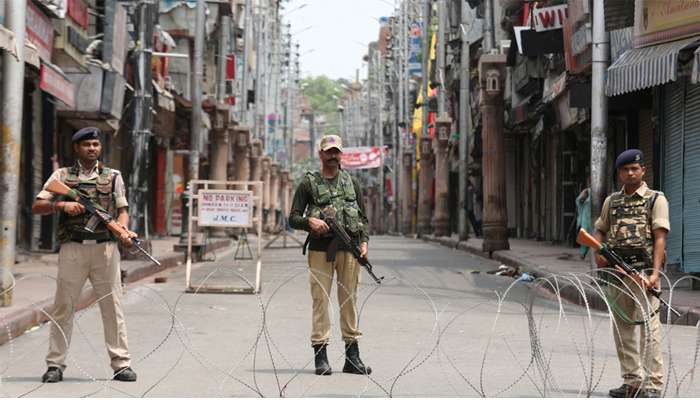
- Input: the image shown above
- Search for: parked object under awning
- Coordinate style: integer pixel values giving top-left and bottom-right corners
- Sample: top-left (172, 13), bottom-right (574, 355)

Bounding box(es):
top-left (606, 37), bottom-right (699, 96)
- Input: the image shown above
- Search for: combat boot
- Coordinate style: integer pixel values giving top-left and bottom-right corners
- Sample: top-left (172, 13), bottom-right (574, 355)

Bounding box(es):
top-left (342, 341), bottom-right (372, 375)
top-left (113, 366), bottom-right (137, 382)
top-left (609, 383), bottom-right (641, 398)
top-left (313, 344), bottom-right (332, 375)
top-left (41, 367), bottom-right (63, 383)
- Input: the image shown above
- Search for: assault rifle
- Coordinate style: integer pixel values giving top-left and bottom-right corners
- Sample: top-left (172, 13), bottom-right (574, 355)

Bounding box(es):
top-left (45, 179), bottom-right (161, 266)
top-left (319, 209), bottom-right (384, 284)
top-left (576, 228), bottom-right (680, 317)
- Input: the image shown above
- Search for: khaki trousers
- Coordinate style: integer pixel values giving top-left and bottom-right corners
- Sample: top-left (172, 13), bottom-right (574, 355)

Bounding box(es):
top-left (608, 275), bottom-right (664, 391)
top-left (308, 250), bottom-right (362, 345)
top-left (46, 241), bottom-right (131, 371)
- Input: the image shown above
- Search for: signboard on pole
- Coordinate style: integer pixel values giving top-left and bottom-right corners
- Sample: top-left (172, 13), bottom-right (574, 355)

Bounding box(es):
top-left (197, 190), bottom-right (253, 227)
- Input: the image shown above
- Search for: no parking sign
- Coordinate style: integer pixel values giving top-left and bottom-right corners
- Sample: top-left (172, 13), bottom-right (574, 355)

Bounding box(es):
top-left (197, 190), bottom-right (253, 227)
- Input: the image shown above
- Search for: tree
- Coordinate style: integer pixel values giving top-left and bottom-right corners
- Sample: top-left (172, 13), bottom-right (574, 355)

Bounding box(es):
top-left (300, 76), bottom-right (345, 137)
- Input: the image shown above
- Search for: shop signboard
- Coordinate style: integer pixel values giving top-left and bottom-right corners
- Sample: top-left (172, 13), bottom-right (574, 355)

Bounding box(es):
top-left (634, 0), bottom-right (700, 47)
top-left (26, 0), bottom-right (54, 62)
top-left (40, 63), bottom-right (75, 109)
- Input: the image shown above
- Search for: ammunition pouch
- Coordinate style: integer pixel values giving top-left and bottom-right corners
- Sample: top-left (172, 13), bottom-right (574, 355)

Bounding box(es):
top-left (612, 247), bottom-right (652, 271)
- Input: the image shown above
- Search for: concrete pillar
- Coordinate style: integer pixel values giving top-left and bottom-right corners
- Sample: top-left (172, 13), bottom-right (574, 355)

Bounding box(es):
top-left (434, 115), bottom-right (451, 237)
top-left (417, 137), bottom-right (434, 235)
top-left (261, 156), bottom-right (271, 229)
top-left (233, 128), bottom-right (251, 188)
top-left (249, 140), bottom-right (262, 232)
top-left (210, 127), bottom-right (230, 237)
top-left (479, 54), bottom-right (510, 252)
top-left (269, 163), bottom-right (280, 231)
top-left (401, 152), bottom-right (414, 234)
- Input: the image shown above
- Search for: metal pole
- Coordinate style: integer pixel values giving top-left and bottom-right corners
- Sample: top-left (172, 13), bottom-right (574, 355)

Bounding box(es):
top-left (590, 0), bottom-right (609, 227)
top-left (483, 0), bottom-right (495, 53)
top-left (128, 1), bottom-right (154, 236)
top-left (436, 0), bottom-right (446, 115)
top-left (377, 51), bottom-right (385, 234)
top-left (458, 0), bottom-right (471, 240)
top-left (240, 0), bottom-right (250, 124)
top-left (421, 0), bottom-right (430, 145)
top-left (0, 0), bottom-right (27, 306)
top-left (190, 0), bottom-right (205, 183)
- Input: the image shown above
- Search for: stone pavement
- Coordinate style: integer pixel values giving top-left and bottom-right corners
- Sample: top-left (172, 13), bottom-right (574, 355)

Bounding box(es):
top-left (422, 234), bottom-right (700, 326)
top-left (0, 237), bottom-right (231, 346)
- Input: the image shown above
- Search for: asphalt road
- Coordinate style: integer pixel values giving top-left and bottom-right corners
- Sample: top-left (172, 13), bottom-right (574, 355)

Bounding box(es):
top-left (1, 236), bottom-right (698, 397)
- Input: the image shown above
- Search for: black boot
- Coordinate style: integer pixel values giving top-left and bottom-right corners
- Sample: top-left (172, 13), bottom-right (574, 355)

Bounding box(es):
top-left (609, 383), bottom-right (641, 398)
top-left (41, 367), bottom-right (63, 383)
top-left (342, 342), bottom-right (372, 375)
top-left (313, 344), bottom-right (332, 375)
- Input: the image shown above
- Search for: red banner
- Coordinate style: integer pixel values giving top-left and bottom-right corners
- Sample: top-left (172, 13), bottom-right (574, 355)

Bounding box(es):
top-left (341, 147), bottom-right (384, 170)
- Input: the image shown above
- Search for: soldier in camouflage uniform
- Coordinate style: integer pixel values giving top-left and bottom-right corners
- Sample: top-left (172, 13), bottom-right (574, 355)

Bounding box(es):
top-left (32, 127), bottom-right (138, 383)
top-left (594, 149), bottom-right (669, 398)
top-left (289, 135), bottom-right (372, 376)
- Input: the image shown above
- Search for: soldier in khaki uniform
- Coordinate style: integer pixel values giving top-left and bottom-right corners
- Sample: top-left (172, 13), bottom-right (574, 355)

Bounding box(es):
top-left (31, 127), bottom-right (138, 383)
top-left (289, 135), bottom-right (372, 376)
top-left (594, 149), bottom-right (669, 398)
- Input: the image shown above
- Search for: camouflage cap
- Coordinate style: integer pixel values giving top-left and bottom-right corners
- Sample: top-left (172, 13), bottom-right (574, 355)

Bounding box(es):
top-left (319, 135), bottom-right (343, 152)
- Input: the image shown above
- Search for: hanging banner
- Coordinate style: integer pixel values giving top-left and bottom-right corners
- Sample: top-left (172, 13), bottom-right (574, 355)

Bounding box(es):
top-left (341, 146), bottom-right (384, 170)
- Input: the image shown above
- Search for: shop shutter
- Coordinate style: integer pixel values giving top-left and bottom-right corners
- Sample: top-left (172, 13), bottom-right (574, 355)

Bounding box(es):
top-left (682, 82), bottom-right (700, 273)
top-left (662, 81), bottom-right (684, 266)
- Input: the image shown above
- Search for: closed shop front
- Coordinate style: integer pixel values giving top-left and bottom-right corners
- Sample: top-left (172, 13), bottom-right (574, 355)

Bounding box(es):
top-left (661, 78), bottom-right (700, 273)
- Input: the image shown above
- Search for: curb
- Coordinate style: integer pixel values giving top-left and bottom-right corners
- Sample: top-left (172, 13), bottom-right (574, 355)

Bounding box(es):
top-left (0, 240), bottom-right (231, 347)
top-left (420, 234), bottom-right (700, 327)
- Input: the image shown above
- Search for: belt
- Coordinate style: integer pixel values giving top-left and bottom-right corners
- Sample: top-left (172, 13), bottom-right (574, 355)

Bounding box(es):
top-left (70, 238), bottom-right (113, 244)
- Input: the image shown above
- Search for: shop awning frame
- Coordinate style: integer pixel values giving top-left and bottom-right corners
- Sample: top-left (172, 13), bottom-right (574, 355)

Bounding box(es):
top-left (606, 37), bottom-right (699, 96)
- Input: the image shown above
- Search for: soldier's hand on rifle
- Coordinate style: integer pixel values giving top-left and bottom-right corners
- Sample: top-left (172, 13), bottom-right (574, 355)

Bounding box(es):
top-left (308, 217), bottom-right (330, 236)
top-left (360, 242), bottom-right (368, 259)
top-left (646, 273), bottom-right (660, 290)
top-left (118, 230), bottom-right (138, 248)
top-left (58, 201), bottom-right (86, 216)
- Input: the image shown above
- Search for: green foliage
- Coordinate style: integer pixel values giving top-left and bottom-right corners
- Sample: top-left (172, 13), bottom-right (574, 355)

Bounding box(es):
top-left (300, 75), bottom-right (345, 136)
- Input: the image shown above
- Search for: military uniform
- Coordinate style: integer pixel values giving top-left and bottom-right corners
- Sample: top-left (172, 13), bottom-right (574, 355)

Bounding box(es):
top-left (289, 169), bottom-right (369, 345)
top-left (289, 134), bottom-right (372, 376)
top-left (36, 161), bottom-right (132, 374)
top-left (595, 181), bottom-right (670, 394)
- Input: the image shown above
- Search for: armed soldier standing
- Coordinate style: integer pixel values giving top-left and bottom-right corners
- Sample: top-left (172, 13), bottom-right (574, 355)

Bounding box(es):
top-left (289, 135), bottom-right (372, 376)
top-left (31, 127), bottom-right (138, 383)
top-left (593, 149), bottom-right (669, 398)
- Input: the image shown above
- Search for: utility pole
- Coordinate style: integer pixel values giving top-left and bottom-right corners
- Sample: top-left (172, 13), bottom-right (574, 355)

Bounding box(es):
top-left (240, 0), bottom-right (251, 124)
top-left (377, 50), bottom-right (385, 234)
top-left (458, 0), bottom-right (471, 240)
top-left (433, 0), bottom-right (451, 237)
top-left (129, 0), bottom-right (155, 237)
top-left (0, 0), bottom-right (27, 306)
top-left (179, 0), bottom-right (205, 248)
top-left (590, 0), bottom-right (609, 227)
top-left (190, 0), bottom-right (205, 183)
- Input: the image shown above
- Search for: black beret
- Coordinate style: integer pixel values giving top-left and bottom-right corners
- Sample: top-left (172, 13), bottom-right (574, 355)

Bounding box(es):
top-left (615, 149), bottom-right (644, 170)
top-left (72, 127), bottom-right (101, 143)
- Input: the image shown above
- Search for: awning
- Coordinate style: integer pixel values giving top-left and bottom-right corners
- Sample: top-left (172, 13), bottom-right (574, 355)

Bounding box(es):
top-left (693, 47), bottom-right (700, 84)
top-left (607, 37), bottom-right (699, 96)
